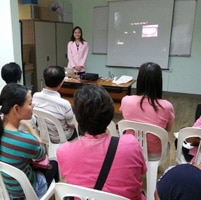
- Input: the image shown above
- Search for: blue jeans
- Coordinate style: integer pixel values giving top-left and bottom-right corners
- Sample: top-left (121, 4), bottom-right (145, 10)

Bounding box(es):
top-left (34, 171), bottom-right (48, 198)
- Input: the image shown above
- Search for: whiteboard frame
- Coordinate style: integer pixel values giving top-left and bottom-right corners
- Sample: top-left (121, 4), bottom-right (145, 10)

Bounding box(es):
top-left (92, 0), bottom-right (197, 57)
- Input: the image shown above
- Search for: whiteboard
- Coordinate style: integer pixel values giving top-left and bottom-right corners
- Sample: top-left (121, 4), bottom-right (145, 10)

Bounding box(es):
top-left (92, 6), bottom-right (109, 54)
top-left (92, 0), bottom-right (197, 62)
top-left (107, 0), bottom-right (174, 69)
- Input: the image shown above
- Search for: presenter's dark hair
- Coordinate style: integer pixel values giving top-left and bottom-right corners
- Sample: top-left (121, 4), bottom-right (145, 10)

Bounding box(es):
top-left (1, 62), bottom-right (21, 84)
top-left (74, 84), bottom-right (114, 135)
top-left (70, 26), bottom-right (85, 44)
top-left (136, 62), bottom-right (163, 112)
top-left (43, 66), bottom-right (65, 88)
top-left (0, 83), bottom-right (29, 137)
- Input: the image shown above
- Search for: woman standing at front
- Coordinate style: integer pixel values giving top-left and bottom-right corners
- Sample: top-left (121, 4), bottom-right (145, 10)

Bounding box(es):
top-left (67, 26), bottom-right (89, 75)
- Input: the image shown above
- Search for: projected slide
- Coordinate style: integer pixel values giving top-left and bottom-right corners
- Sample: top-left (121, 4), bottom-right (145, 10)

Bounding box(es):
top-left (107, 0), bottom-right (174, 69)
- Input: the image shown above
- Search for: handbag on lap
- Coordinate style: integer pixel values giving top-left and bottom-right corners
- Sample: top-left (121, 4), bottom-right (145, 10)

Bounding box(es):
top-left (32, 154), bottom-right (52, 169)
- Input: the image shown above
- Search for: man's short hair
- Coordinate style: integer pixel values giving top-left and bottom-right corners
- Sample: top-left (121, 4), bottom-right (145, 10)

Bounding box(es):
top-left (43, 66), bottom-right (65, 88)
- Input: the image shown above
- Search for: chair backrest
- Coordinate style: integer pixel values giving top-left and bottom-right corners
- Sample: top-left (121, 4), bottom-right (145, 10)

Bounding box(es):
top-left (106, 120), bottom-right (119, 137)
top-left (0, 161), bottom-right (39, 200)
top-left (0, 173), bottom-right (10, 200)
top-left (55, 182), bottom-right (129, 200)
top-left (176, 127), bottom-right (201, 164)
top-left (73, 114), bottom-right (80, 139)
top-left (117, 120), bottom-right (169, 200)
top-left (33, 108), bottom-right (68, 159)
top-left (33, 108), bottom-right (67, 143)
top-left (0, 161), bottom-right (55, 200)
top-left (118, 120), bottom-right (168, 162)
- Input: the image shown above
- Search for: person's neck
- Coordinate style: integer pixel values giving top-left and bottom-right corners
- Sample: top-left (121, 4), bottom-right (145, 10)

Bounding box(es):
top-left (75, 39), bottom-right (80, 44)
top-left (3, 115), bottom-right (19, 131)
top-left (45, 86), bottom-right (59, 91)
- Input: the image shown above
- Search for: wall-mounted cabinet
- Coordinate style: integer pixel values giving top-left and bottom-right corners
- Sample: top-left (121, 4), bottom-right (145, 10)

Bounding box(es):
top-left (21, 20), bottom-right (72, 92)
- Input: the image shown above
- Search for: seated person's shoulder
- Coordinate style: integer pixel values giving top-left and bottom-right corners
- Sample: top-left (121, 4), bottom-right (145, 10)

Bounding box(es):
top-left (160, 98), bottom-right (174, 107)
top-left (157, 164), bottom-right (201, 200)
top-left (33, 91), bottom-right (72, 107)
top-left (32, 91), bottom-right (43, 99)
top-left (68, 41), bottom-right (74, 45)
top-left (119, 134), bottom-right (141, 146)
top-left (57, 97), bottom-right (72, 108)
top-left (117, 135), bottom-right (145, 160)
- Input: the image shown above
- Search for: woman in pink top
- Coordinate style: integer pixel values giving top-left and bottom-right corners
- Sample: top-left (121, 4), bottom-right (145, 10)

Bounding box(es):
top-left (57, 84), bottom-right (147, 200)
top-left (120, 62), bottom-right (175, 155)
top-left (67, 26), bottom-right (89, 75)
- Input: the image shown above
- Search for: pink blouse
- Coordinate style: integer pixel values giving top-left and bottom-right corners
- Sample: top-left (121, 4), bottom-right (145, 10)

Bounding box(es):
top-left (120, 95), bottom-right (175, 154)
top-left (57, 133), bottom-right (147, 200)
top-left (67, 41), bottom-right (89, 72)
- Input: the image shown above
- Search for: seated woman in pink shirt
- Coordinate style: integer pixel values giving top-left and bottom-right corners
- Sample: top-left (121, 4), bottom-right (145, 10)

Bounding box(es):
top-left (57, 84), bottom-right (147, 200)
top-left (120, 62), bottom-right (175, 156)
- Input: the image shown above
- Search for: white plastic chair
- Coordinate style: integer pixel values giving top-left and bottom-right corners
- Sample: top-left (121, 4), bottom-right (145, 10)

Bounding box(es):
top-left (55, 182), bottom-right (129, 200)
top-left (73, 118), bottom-right (118, 138)
top-left (106, 120), bottom-right (119, 137)
top-left (73, 114), bottom-right (80, 139)
top-left (33, 108), bottom-right (68, 160)
top-left (0, 161), bottom-right (55, 200)
top-left (117, 120), bottom-right (169, 200)
top-left (176, 127), bottom-right (201, 164)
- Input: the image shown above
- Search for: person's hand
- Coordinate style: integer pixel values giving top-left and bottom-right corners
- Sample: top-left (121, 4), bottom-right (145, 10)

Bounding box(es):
top-left (75, 66), bottom-right (82, 71)
top-left (20, 120), bottom-right (43, 143)
top-left (68, 124), bottom-right (75, 129)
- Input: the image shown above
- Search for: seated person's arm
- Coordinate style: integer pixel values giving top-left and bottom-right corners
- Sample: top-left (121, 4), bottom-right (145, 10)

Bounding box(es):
top-left (165, 119), bottom-right (174, 132)
top-left (154, 190), bottom-right (160, 200)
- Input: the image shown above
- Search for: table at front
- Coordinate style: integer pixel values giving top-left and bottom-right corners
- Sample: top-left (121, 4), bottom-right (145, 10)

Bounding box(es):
top-left (58, 78), bottom-right (136, 114)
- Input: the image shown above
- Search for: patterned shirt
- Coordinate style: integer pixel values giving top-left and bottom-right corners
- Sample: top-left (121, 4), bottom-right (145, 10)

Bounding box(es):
top-left (0, 129), bottom-right (45, 198)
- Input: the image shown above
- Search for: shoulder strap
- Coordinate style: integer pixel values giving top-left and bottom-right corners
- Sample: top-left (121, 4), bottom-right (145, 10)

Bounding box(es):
top-left (94, 136), bottom-right (119, 190)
